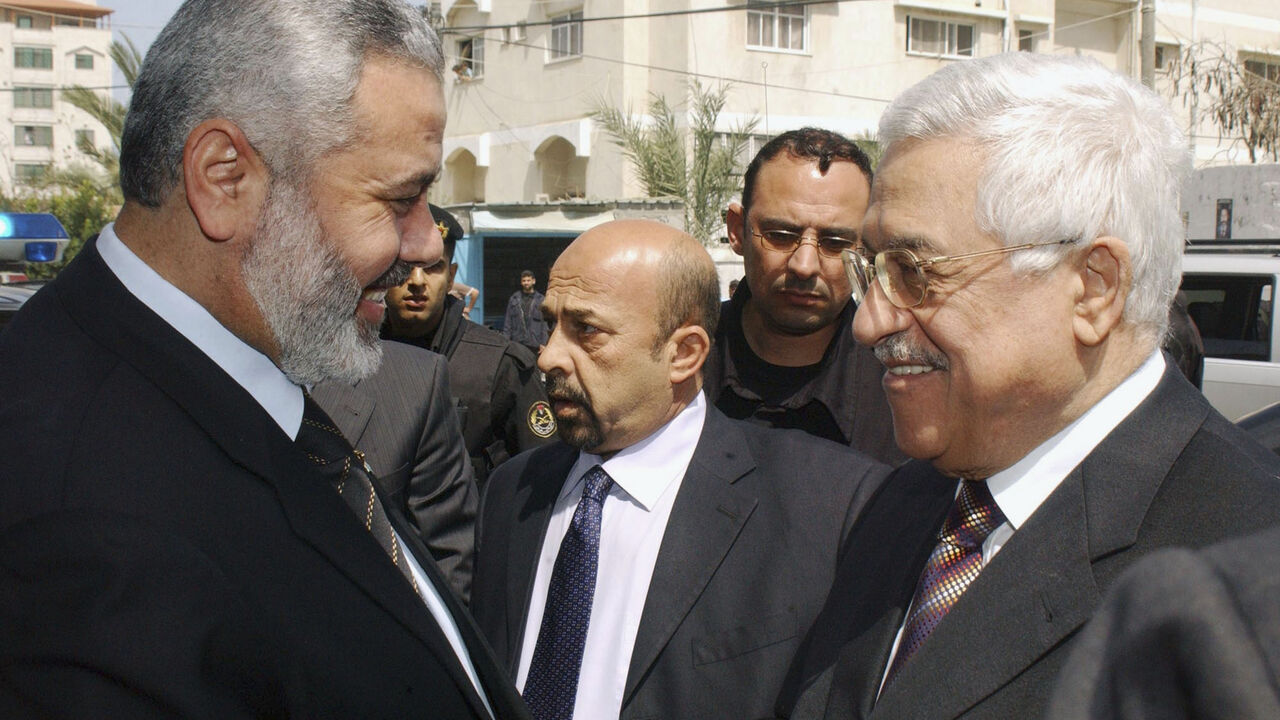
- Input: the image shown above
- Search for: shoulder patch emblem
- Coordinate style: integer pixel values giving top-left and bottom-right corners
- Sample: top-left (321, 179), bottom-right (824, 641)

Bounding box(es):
top-left (528, 400), bottom-right (557, 438)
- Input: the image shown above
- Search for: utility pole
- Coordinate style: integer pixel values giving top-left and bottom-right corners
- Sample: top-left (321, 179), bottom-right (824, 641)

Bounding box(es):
top-left (1140, 0), bottom-right (1156, 88)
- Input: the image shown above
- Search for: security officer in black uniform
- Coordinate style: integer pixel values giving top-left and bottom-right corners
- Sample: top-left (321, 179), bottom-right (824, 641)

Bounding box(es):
top-left (383, 205), bottom-right (558, 485)
top-left (708, 128), bottom-right (906, 466)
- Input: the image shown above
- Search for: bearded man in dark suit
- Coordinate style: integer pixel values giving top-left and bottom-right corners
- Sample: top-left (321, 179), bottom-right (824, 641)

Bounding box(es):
top-left (777, 52), bottom-right (1280, 720)
top-left (0, 1), bottom-right (529, 717)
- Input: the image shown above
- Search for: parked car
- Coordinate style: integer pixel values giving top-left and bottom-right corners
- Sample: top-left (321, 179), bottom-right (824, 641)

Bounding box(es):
top-left (1180, 242), bottom-right (1280, 421)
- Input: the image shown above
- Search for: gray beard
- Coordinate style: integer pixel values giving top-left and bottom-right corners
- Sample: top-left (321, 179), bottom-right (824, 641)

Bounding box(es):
top-left (241, 179), bottom-right (386, 386)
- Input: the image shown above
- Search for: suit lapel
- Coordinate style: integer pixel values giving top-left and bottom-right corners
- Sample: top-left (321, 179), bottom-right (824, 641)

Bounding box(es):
top-left (506, 443), bottom-right (579, 670)
top-left (58, 243), bottom-right (498, 714)
top-left (871, 366), bottom-right (1207, 719)
top-left (308, 380), bottom-right (375, 449)
top-left (622, 409), bottom-right (758, 705)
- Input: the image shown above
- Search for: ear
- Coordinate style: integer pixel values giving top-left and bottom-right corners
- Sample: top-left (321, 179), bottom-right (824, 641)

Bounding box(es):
top-left (182, 118), bottom-right (268, 242)
top-left (667, 324), bottom-right (711, 385)
top-left (1073, 236), bottom-right (1130, 347)
top-left (726, 202), bottom-right (747, 256)
top-left (448, 262), bottom-right (459, 285)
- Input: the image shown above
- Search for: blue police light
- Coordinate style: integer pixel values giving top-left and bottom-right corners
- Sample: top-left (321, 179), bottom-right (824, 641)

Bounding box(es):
top-left (25, 241), bottom-right (58, 262)
top-left (0, 215), bottom-right (13, 238)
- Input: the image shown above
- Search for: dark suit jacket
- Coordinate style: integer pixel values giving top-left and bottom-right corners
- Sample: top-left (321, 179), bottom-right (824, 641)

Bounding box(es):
top-left (778, 365), bottom-right (1280, 720)
top-left (472, 403), bottom-right (890, 720)
top-left (1047, 525), bottom-right (1280, 720)
top-left (0, 240), bottom-right (528, 719)
top-left (312, 341), bottom-right (479, 601)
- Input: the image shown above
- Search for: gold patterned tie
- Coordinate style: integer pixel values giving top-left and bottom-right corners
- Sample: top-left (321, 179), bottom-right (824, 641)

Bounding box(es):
top-left (297, 393), bottom-right (420, 597)
top-left (884, 479), bottom-right (1005, 684)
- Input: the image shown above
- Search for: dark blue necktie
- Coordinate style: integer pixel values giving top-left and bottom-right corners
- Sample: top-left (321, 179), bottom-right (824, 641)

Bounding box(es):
top-left (523, 465), bottom-right (614, 720)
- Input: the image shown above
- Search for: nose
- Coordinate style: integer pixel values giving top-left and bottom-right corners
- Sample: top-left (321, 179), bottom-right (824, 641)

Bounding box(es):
top-left (404, 265), bottom-right (427, 290)
top-left (787, 234), bottom-right (823, 280)
top-left (398, 197), bottom-right (443, 267)
top-left (537, 320), bottom-right (569, 377)
top-left (853, 276), bottom-right (912, 348)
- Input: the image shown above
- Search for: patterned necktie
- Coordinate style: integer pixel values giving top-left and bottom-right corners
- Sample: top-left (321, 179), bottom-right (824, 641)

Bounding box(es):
top-left (522, 465), bottom-right (614, 720)
top-left (884, 479), bottom-right (1005, 684)
top-left (296, 393), bottom-right (419, 596)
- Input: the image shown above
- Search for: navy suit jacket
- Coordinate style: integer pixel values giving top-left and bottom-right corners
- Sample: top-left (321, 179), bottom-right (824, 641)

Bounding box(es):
top-left (472, 402), bottom-right (890, 720)
top-left (0, 239), bottom-right (528, 719)
top-left (778, 365), bottom-right (1280, 720)
top-left (1048, 525), bottom-right (1280, 720)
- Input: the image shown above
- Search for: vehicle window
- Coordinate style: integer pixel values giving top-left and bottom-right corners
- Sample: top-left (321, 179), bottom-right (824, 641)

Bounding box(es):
top-left (1181, 274), bottom-right (1273, 361)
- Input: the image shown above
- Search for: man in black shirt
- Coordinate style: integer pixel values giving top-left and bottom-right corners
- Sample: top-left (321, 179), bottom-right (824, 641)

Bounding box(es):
top-left (384, 206), bottom-right (558, 485)
top-left (706, 127), bottom-right (904, 465)
top-left (503, 269), bottom-right (549, 355)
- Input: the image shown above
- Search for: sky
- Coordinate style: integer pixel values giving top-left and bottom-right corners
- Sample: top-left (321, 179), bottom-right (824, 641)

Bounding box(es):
top-left (101, 0), bottom-right (184, 101)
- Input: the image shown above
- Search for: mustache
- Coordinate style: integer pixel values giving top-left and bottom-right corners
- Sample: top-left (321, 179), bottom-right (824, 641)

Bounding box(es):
top-left (544, 375), bottom-right (590, 406)
top-left (372, 259), bottom-right (412, 289)
top-left (874, 333), bottom-right (950, 370)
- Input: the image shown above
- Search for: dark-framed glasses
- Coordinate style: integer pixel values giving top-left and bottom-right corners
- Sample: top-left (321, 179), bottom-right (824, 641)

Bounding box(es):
top-left (753, 228), bottom-right (856, 259)
top-left (842, 238), bottom-right (1076, 309)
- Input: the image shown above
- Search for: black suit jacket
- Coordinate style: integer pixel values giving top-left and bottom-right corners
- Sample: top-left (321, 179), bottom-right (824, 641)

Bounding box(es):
top-left (0, 240), bottom-right (528, 719)
top-left (779, 365), bottom-right (1280, 720)
top-left (1047, 525), bottom-right (1280, 720)
top-left (312, 341), bottom-right (479, 600)
top-left (472, 403), bottom-right (890, 720)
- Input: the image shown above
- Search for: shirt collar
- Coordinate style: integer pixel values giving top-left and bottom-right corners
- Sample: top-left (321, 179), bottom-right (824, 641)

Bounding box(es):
top-left (96, 223), bottom-right (305, 439)
top-left (986, 350), bottom-right (1166, 530)
top-left (563, 391), bottom-right (708, 511)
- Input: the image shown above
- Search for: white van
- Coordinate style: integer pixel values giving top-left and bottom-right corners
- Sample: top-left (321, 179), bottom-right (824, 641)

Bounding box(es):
top-left (1180, 243), bottom-right (1280, 421)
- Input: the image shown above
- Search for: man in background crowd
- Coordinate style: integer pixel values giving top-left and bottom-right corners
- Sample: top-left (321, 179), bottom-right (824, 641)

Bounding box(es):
top-left (711, 127), bottom-right (904, 465)
top-left (504, 269), bottom-right (549, 355)
top-left (384, 205), bottom-right (558, 484)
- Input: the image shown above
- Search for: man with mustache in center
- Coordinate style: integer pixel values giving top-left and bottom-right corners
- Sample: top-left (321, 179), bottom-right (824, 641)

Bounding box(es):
top-left (471, 219), bottom-right (889, 720)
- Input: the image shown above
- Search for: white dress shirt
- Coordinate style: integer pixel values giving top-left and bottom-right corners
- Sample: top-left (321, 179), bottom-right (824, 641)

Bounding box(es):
top-left (516, 392), bottom-right (708, 720)
top-left (879, 350), bottom-right (1166, 693)
top-left (97, 225), bottom-right (494, 718)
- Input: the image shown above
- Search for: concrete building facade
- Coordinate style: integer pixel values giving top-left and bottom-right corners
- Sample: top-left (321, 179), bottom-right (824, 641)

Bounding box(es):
top-left (0, 0), bottom-right (113, 193)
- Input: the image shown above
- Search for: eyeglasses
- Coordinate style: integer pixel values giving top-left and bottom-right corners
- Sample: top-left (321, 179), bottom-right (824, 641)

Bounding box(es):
top-left (753, 228), bottom-right (856, 259)
top-left (842, 238), bottom-right (1076, 309)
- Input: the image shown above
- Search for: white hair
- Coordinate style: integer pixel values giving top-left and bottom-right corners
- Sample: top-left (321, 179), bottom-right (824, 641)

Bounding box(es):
top-left (878, 52), bottom-right (1191, 347)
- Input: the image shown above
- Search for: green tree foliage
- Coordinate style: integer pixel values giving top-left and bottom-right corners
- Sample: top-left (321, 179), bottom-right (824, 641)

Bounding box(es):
top-left (593, 81), bottom-right (759, 244)
top-left (10, 177), bottom-right (115, 279)
top-left (59, 35), bottom-right (143, 192)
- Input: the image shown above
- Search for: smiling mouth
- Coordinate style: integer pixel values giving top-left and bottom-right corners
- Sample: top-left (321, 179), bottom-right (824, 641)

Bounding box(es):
top-left (886, 364), bottom-right (936, 376)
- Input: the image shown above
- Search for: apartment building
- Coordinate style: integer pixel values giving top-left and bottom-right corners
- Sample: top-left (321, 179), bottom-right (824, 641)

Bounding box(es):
top-left (0, 0), bottom-right (113, 192)
top-left (435, 0), bottom-right (1280, 323)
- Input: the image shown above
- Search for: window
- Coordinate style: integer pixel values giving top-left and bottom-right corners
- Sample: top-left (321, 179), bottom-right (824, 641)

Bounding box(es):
top-left (75, 53), bottom-right (93, 70)
top-left (1244, 57), bottom-right (1280, 83)
top-left (549, 11), bottom-right (582, 61)
top-left (1018, 29), bottom-right (1034, 53)
top-left (455, 36), bottom-right (484, 79)
top-left (13, 87), bottom-right (52, 109)
top-left (14, 47), bottom-right (52, 69)
top-left (75, 129), bottom-right (94, 149)
top-left (907, 16), bottom-right (975, 58)
top-left (747, 2), bottom-right (806, 52)
top-left (14, 163), bottom-right (49, 183)
top-left (16, 125), bottom-right (52, 147)
top-left (16, 14), bottom-right (32, 28)
top-left (1182, 275), bottom-right (1273, 362)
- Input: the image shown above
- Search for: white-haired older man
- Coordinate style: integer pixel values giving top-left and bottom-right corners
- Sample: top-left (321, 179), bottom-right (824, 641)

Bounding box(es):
top-left (776, 52), bottom-right (1280, 720)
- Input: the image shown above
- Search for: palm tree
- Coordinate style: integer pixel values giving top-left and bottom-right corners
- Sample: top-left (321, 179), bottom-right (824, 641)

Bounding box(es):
top-left (593, 81), bottom-right (759, 245)
top-left (59, 35), bottom-right (143, 192)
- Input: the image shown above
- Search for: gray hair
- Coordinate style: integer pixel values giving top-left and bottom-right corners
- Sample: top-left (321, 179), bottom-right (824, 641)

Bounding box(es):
top-left (878, 52), bottom-right (1191, 348)
top-left (120, 0), bottom-right (443, 207)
